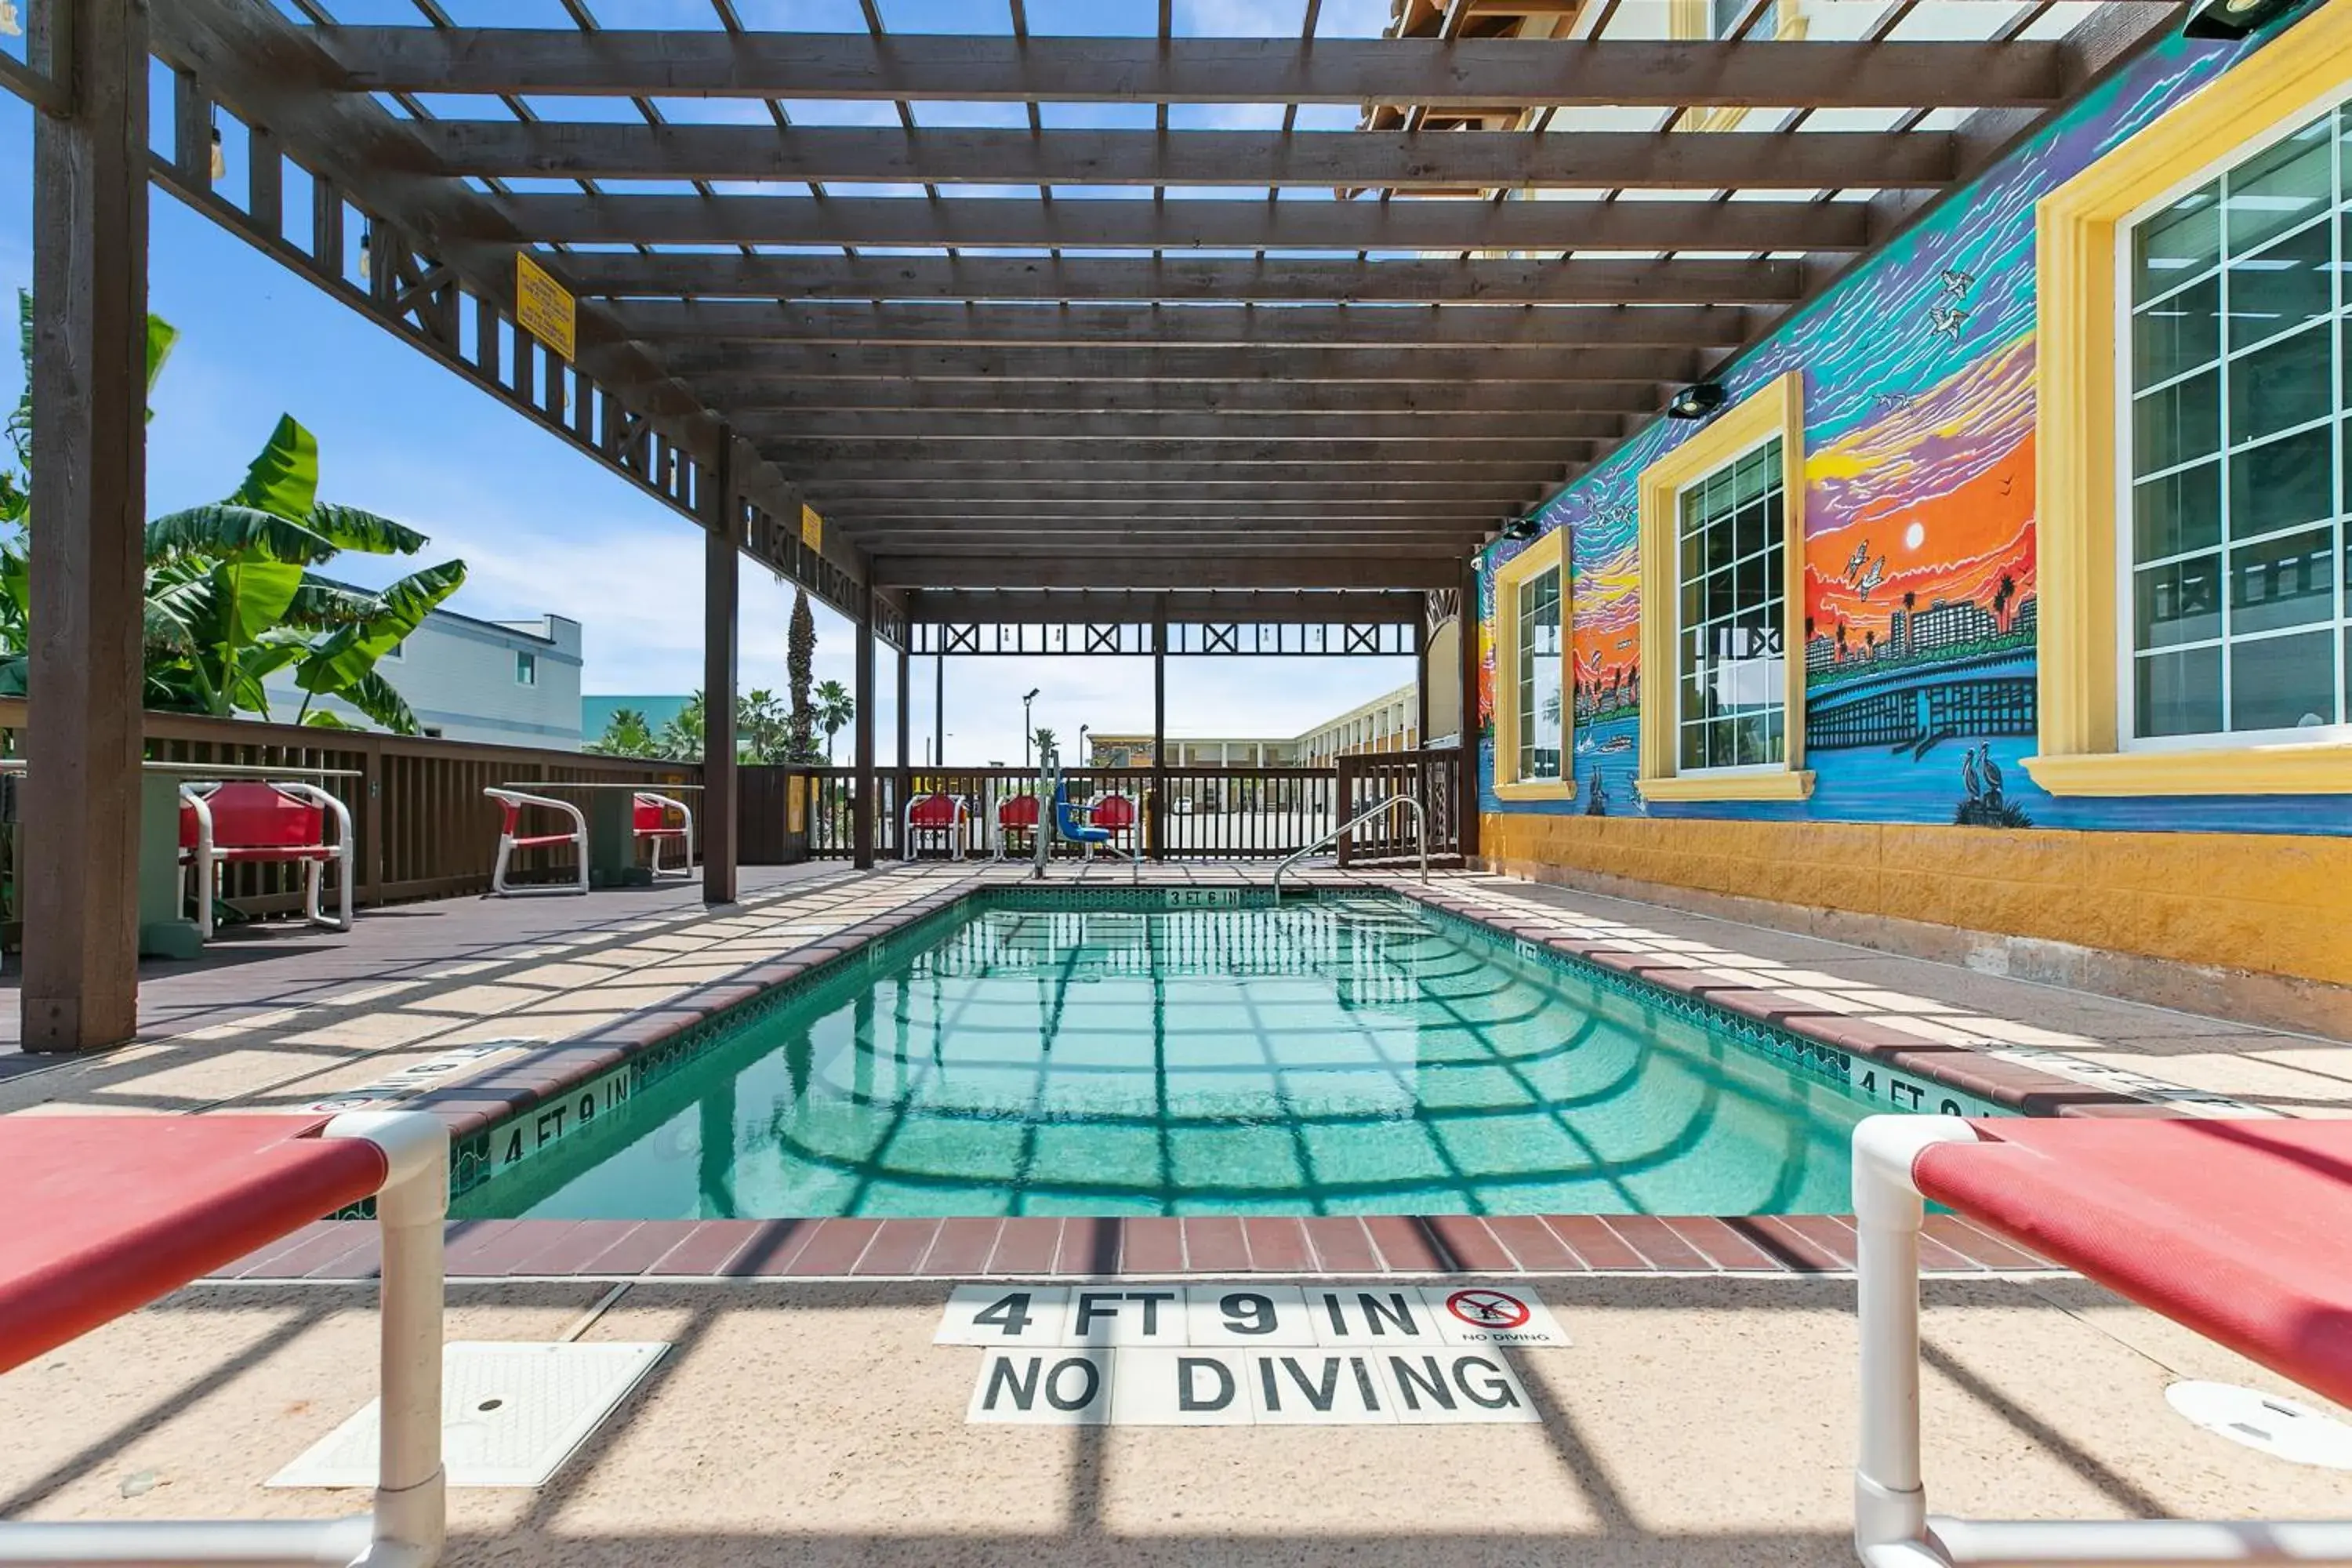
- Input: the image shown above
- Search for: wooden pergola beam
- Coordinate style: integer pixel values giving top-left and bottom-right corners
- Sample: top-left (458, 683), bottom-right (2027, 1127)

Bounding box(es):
top-left (495, 194), bottom-right (1873, 252)
top-left (677, 343), bottom-right (1695, 383)
top-left (713, 379), bottom-right (1668, 416)
top-left (319, 31), bottom-right (2072, 109)
top-left (612, 300), bottom-right (1753, 350)
top-left (874, 555), bottom-right (1464, 590)
top-left (764, 437), bottom-right (1586, 464)
top-left (906, 589), bottom-right (1425, 626)
top-left (556, 253), bottom-right (1806, 307)
top-left (786, 460), bottom-right (1562, 483)
top-left (745, 411), bottom-right (1629, 442)
top-left (415, 122), bottom-right (1955, 191)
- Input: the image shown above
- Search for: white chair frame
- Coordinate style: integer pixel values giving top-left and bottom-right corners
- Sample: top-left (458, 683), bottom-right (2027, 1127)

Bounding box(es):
top-left (634, 791), bottom-right (696, 879)
top-left (902, 793), bottom-right (971, 862)
top-left (178, 781), bottom-right (355, 941)
top-left (485, 787), bottom-right (590, 897)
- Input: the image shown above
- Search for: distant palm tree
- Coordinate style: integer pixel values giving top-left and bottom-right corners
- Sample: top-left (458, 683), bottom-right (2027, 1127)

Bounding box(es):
top-left (814, 678), bottom-right (855, 764)
top-left (586, 706), bottom-right (658, 758)
top-left (1031, 725), bottom-right (1058, 763)
top-left (1992, 572), bottom-right (2017, 632)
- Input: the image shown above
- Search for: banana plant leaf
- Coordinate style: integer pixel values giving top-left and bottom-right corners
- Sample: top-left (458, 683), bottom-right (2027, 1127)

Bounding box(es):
top-left (146, 503), bottom-right (337, 566)
top-left (305, 501), bottom-right (426, 557)
top-left (294, 561), bottom-right (466, 696)
top-left (284, 575), bottom-right (387, 630)
top-left (335, 666), bottom-right (420, 735)
top-left (228, 414), bottom-right (320, 522)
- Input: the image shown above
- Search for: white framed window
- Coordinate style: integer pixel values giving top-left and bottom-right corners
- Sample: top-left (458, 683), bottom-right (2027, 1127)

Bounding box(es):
top-left (515, 650), bottom-right (538, 687)
top-left (1673, 435), bottom-right (1788, 775)
top-left (2119, 94), bottom-right (2350, 750)
top-left (1515, 564), bottom-right (1565, 782)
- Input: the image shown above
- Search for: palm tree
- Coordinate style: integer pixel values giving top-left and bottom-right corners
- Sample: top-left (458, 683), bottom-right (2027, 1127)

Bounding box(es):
top-left (1992, 572), bottom-right (2016, 632)
top-left (587, 707), bottom-right (659, 758)
top-left (814, 678), bottom-right (855, 764)
top-left (1031, 724), bottom-right (1058, 763)
top-left (657, 692), bottom-right (705, 762)
top-left (786, 588), bottom-right (819, 763)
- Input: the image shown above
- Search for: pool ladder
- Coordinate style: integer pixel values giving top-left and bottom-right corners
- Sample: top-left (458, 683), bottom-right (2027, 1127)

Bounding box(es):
top-left (1272, 795), bottom-right (1428, 898)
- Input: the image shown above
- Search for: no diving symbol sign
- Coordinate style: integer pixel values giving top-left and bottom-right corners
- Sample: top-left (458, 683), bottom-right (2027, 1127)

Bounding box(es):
top-left (1446, 1290), bottom-right (1530, 1332)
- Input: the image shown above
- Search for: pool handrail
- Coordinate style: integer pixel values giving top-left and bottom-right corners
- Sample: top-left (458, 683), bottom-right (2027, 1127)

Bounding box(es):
top-left (1272, 794), bottom-right (1426, 897)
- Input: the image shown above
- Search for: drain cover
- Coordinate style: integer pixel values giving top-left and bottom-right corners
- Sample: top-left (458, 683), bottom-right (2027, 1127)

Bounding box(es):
top-left (2165, 1381), bottom-right (2352, 1469)
top-left (269, 1341), bottom-right (666, 1490)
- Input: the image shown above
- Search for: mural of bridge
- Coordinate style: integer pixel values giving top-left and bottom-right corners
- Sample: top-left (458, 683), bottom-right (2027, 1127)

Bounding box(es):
top-left (1805, 651), bottom-right (2036, 757)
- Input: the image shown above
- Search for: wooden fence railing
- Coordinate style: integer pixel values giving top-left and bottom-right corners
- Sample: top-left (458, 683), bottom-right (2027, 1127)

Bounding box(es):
top-left (0, 699), bottom-right (695, 916)
top-left (743, 764), bottom-right (1356, 862)
top-left (1335, 745), bottom-right (1464, 866)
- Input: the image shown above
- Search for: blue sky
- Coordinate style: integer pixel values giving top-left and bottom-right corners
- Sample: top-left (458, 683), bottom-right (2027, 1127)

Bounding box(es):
top-left (0, 0), bottom-right (1418, 763)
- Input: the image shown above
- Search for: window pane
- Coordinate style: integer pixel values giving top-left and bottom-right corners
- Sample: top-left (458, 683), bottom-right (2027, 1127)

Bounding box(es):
top-left (2134, 554), bottom-right (2223, 648)
top-left (2134, 368), bottom-right (2220, 476)
top-left (2227, 220), bottom-right (2331, 350)
top-left (2134, 274), bottom-right (2220, 384)
top-left (2229, 526), bottom-right (2336, 634)
top-left (1673, 437), bottom-right (1787, 771)
top-left (2134, 646), bottom-right (2223, 739)
top-left (1515, 568), bottom-right (1563, 781)
top-left (2229, 423), bottom-right (2334, 540)
top-left (2229, 323), bottom-right (2331, 445)
top-left (2230, 630), bottom-right (2337, 731)
top-left (2224, 113), bottom-right (2332, 256)
top-left (2132, 181), bottom-right (2219, 305)
top-left (2133, 458), bottom-right (2222, 561)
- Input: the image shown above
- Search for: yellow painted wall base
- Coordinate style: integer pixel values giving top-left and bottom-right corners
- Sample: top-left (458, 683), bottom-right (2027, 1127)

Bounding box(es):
top-left (1481, 813), bottom-right (2352, 989)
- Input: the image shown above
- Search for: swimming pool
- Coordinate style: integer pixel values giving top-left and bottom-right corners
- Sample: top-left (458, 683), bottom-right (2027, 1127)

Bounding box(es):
top-left (453, 891), bottom-right (1990, 1221)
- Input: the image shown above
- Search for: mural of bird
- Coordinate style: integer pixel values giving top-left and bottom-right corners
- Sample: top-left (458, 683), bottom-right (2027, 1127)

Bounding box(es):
top-left (1962, 745), bottom-right (1984, 802)
top-left (1939, 267), bottom-right (1975, 299)
top-left (1982, 749), bottom-right (2005, 798)
top-left (1928, 301), bottom-right (1970, 340)
top-left (1857, 557), bottom-right (1886, 600)
top-left (1843, 541), bottom-right (1871, 582)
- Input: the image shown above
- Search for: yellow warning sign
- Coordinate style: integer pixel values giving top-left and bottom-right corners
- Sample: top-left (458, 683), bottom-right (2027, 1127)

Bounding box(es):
top-left (800, 503), bottom-right (824, 553)
top-left (514, 252), bottom-right (575, 362)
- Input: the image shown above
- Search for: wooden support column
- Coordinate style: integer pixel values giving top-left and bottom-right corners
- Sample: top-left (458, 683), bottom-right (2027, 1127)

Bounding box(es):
top-left (852, 583), bottom-right (877, 869)
top-left (894, 640), bottom-right (910, 846)
top-left (933, 653), bottom-right (945, 767)
top-left (1456, 556), bottom-right (1482, 864)
top-left (23, 0), bottom-right (150, 1051)
top-left (1150, 601), bottom-right (1168, 861)
top-left (1412, 611), bottom-right (1432, 829)
top-left (701, 434), bottom-right (739, 905)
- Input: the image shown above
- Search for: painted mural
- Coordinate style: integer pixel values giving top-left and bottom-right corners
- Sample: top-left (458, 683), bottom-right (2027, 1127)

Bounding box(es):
top-left (1478, 25), bottom-right (2350, 838)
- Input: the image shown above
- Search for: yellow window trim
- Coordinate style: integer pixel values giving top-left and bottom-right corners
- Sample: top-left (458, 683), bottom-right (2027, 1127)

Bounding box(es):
top-left (2031, 1), bottom-right (2352, 798)
top-left (1635, 369), bottom-right (1815, 804)
top-left (1491, 527), bottom-right (1577, 802)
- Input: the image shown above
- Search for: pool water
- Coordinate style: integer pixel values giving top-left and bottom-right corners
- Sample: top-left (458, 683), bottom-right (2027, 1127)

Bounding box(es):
top-left (456, 895), bottom-right (1883, 1220)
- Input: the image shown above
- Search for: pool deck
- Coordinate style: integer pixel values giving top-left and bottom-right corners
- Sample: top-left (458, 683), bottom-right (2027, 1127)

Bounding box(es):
top-left (4, 862), bottom-right (2350, 1561)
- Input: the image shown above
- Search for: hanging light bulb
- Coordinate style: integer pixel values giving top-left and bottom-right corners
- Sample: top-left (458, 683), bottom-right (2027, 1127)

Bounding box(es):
top-left (357, 229), bottom-right (372, 285)
top-left (209, 125), bottom-right (227, 183)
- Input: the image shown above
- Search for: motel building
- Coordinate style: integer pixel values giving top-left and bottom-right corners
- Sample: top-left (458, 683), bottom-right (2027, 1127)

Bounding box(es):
top-left (3, 2), bottom-right (2352, 1566)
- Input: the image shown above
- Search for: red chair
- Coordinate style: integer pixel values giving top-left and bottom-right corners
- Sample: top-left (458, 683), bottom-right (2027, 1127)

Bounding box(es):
top-left (484, 787), bottom-right (589, 897)
top-left (902, 791), bottom-right (970, 862)
top-left (1090, 793), bottom-right (1139, 858)
top-left (994, 792), bottom-right (1041, 860)
top-left (0, 1111), bottom-right (448, 1566)
top-left (633, 791), bottom-right (695, 879)
top-left (178, 780), bottom-right (354, 941)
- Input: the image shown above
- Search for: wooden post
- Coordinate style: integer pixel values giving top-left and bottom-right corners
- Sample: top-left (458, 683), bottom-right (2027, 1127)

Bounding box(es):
top-left (701, 434), bottom-right (739, 905)
top-left (1150, 601), bottom-right (1168, 861)
top-left (853, 583), bottom-right (876, 869)
top-left (933, 652), bottom-right (945, 768)
top-left (23, 0), bottom-right (150, 1051)
top-left (895, 640), bottom-right (909, 850)
top-left (1457, 556), bottom-right (1482, 865)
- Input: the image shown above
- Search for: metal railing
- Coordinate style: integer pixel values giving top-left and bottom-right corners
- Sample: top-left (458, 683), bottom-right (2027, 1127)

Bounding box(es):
top-left (1272, 794), bottom-right (1428, 897)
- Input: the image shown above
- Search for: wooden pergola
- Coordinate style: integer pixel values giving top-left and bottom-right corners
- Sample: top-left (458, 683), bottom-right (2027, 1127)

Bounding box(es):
top-left (15, 0), bottom-right (2184, 1047)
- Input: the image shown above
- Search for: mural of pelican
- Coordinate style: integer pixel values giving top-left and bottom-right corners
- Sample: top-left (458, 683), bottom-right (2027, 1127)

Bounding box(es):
top-left (1981, 749), bottom-right (2005, 798)
top-left (1857, 557), bottom-right (1886, 600)
top-left (1928, 301), bottom-right (1969, 340)
top-left (1939, 267), bottom-right (1975, 299)
top-left (1843, 541), bottom-right (1871, 581)
top-left (1962, 744), bottom-right (1984, 802)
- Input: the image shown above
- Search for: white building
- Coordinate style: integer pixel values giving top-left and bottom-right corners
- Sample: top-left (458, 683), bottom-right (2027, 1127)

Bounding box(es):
top-left (262, 603), bottom-right (583, 749)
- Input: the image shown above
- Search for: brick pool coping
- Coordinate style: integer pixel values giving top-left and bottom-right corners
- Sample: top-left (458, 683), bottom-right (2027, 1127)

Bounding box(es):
top-left (230, 869), bottom-right (2209, 1287)
top-left (217, 1209), bottom-right (2053, 1283)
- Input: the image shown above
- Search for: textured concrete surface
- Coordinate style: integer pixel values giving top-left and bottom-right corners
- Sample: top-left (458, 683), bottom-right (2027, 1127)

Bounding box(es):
top-left (2, 1276), bottom-right (2348, 1566)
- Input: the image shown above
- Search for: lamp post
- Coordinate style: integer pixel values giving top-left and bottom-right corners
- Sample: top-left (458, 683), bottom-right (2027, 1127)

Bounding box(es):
top-left (1021, 688), bottom-right (1040, 770)
top-left (1080, 724), bottom-right (1091, 767)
